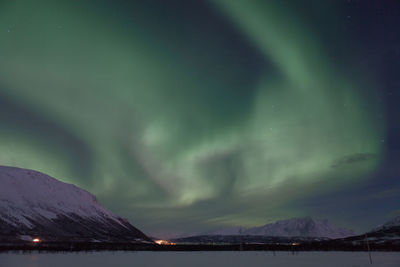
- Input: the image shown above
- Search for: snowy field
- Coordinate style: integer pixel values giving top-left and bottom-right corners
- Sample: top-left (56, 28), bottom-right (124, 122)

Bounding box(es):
top-left (0, 251), bottom-right (399, 267)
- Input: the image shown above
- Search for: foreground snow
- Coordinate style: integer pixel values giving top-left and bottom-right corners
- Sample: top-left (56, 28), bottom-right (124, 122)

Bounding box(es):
top-left (1, 251), bottom-right (399, 267)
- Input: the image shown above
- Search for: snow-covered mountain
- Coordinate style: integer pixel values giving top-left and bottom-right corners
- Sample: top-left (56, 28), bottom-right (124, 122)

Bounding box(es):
top-left (0, 166), bottom-right (151, 243)
top-left (373, 216), bottom-right (400, 231)
top-left (328, 216), bottom-right (400, 247)
top-left (207, 217), bottom-right (355, 239)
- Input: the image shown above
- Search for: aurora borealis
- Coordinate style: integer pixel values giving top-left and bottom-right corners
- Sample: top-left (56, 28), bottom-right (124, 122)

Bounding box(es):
top-left (0, 0), bottom-right (399, 236)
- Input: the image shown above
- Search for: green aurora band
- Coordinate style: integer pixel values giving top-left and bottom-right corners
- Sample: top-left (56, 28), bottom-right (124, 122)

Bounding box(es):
top-left (0, 0), bottom-right (384, 233)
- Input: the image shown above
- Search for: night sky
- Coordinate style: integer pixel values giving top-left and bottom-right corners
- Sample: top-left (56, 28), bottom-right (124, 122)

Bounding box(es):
top-left (0, 0), bottom-right (399, 237)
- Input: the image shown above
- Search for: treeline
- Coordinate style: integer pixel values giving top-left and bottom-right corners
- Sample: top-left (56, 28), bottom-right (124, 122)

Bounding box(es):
top-left (0, 242), bottom-right (399, 253)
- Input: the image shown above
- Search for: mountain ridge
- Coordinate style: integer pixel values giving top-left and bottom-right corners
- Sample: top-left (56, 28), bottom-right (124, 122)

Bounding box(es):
top-left (204, 217), bottom-right (355, 239)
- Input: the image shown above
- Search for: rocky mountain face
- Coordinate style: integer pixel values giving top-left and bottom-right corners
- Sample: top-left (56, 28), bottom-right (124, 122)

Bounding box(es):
top-left (206, 217), bottom-right (355, 239)
top-left (0, 166), bottom-right (152, 243)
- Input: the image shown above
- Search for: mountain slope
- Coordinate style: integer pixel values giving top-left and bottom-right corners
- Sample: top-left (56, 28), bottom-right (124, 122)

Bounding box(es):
top-left (207, 217), bottom-right (355, 239)
top-left (0, 166), bottom-right (151, 243)
top-left (373, 216), bottom-right (400, 231)
top-left (324, 216), bottom-right (400, 247)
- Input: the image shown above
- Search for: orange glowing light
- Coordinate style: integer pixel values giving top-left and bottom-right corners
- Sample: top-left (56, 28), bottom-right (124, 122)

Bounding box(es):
top-left (154, 240), bottom-right (176, 245)
top-left (32, 238), bottom-right (41, 243)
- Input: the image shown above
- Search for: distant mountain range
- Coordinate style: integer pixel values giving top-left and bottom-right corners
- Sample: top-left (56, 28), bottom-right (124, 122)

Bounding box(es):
top-left (174, 217), bottom-right (400, 246)
top-left (172, 235), bottom-right (330, 245)
top-left (0, 166), bottom-right (152, 243)
top-left (204, 217), bottom-right (355, 239)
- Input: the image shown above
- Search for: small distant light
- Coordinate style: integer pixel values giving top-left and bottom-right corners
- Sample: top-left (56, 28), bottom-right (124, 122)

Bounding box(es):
top-left (32, 238), bottom-right (41, 243)
top-left (291, 242), bottom-right (299, 246)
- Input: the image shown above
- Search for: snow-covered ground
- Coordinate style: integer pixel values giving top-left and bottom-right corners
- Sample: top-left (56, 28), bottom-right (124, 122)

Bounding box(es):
top-left (0, 251), bottom-right (399, 267)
